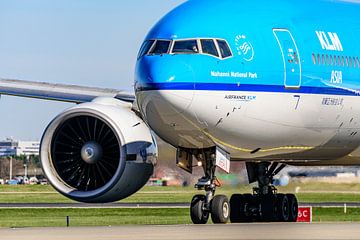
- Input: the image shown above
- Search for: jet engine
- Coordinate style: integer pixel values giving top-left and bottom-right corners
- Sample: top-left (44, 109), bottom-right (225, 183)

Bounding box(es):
top-left (40, 97), bottom-right (157, 203)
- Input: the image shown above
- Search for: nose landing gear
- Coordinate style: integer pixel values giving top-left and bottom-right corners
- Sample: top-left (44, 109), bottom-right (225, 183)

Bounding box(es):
top-left (189, 149), bottom-right (230, 224)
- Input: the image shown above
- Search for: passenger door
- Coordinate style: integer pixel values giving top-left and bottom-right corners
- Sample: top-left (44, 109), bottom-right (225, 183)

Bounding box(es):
top-left (273, 29), bottom-right (302, 88)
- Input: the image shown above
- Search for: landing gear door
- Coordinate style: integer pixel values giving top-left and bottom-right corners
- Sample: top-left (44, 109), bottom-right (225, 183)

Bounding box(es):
top-left (216, 147), bottom-right (230, 173)
top-left (176, 148), bottom-right (193, 174)
top-left (273, 29), bottom-right (302, 89)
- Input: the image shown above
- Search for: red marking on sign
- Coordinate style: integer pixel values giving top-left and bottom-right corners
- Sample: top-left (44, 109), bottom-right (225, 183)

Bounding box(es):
top-left (297, 207), bottom-right (312, 223)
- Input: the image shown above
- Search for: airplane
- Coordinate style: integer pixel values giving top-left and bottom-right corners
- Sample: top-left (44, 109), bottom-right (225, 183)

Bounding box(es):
top-left (1, 0), bottom-right (360, 224)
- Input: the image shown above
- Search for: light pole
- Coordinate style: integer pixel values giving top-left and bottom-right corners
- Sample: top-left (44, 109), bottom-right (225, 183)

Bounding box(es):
top-left (9, 156), bottom-right (12, 180)
top-left (24, 164), bottom-right (28, 179)
top-left (25, 155), bottom-right (29, 179)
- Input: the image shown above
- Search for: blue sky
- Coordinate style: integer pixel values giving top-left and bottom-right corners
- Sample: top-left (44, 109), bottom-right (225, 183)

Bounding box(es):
top-left (0, 0), bottom-right (185, 140)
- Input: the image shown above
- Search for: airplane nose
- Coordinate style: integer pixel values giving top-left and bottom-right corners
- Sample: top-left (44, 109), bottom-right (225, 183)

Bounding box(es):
top-left (135, 56), bottom-right (195, 118)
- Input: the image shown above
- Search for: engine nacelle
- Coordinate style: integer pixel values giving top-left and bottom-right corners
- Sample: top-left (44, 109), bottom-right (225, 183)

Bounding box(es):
top-left (40, 97), bottom-right (157, 203)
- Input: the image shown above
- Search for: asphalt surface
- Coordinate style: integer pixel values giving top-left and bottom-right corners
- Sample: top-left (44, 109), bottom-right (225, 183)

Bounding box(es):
top-left (0, 202), bottom-right (356, 208)
top-left (0, 202), bottom-right (188, 208)
top-left (2, 223), bottom-right (360, 240)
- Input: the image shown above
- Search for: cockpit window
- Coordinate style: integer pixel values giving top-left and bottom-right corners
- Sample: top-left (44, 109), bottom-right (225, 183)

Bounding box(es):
top-left (217, 39), bottom-right (232, 58)
top-left (172, 40), bottom-right (199, 54)
top-left (137, 40), bottom-right (155, 59)
top-left (149, 40), bottom-right (171, 55)
top-left (201, 39), bottom-right (219, 57)
top-left (140, 38), bottom-right (233, 60)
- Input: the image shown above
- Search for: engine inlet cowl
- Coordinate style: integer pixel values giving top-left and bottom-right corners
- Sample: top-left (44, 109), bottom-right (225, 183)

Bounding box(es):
top-left (41, 99), bottom-right (157, 203)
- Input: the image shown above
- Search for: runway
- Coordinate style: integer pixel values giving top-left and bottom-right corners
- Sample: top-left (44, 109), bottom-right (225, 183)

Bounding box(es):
top-left (0, 202), bottom-right (356, 208)
top-left (2, 223), bottom-right (360, 240)
top-left (0, 202), bottom-right (189, 209)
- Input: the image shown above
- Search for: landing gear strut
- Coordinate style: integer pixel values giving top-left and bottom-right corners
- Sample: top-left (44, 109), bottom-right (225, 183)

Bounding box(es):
top-left (184, 146), bottom-right (298, 224)
top-left (190, 148), bottom-right (230, 224)
top-left (230, 162), bottom-right (298, 223)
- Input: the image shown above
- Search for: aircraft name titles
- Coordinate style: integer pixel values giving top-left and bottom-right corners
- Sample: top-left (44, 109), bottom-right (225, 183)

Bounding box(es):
top-left (315, 31), bottom-right (343, 52)
top-left (331, 70), bottom-right (343, 84)
top-left (210, 71), bottom-right (258, 79)
top-left (224, 95), bottom-right (257, 101)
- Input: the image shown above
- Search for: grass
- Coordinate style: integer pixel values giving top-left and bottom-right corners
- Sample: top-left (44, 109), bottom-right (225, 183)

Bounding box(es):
top-left (297, 193), bottom-right (360, 203)
top-left (0, 185), bottom-right (54, 192)
top-left (0, 207), bottom-right (360, 227)
top-left (1, 183), bottom-right (360, 203)
top-left (0, 208), bottom-right (191, 227)
top-left (313, 208), bottom-right (360, 222)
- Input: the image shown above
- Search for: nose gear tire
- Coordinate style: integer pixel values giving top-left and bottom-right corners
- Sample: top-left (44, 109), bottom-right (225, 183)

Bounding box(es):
top-left (190, 194), bottom-right (209, 224)
top-left (211, 195), bottom-right (230, 224)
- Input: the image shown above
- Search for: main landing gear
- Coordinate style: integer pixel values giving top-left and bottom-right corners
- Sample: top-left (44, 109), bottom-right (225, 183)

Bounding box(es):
top-left (229, 162), bottom-right (298, 223)
top-left (189, 154), bottom-right (298, 224)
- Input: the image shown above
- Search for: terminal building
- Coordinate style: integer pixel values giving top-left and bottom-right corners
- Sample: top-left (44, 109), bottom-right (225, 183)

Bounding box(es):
top-left (0, 139), bottom-right (40, 157)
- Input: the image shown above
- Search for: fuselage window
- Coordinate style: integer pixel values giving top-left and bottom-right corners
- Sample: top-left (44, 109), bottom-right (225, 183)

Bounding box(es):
top-left (326, 55), bottom-right (329, 65)
top-left (138, 40), bottom-right (155, 59)
top-left (356, 57), bottom-right (360, 68)
top-left (149, 40), bottom-right (171, 55)
top-left (346, 56), bottom-right (349, 67)
top-left (350, 57), bottom-right (353, 68)
top-left (317, 54), bottom-right (321, 64)
top-left (354, 57), bottom-right (357, 68)
top-left (342, 56), bottom-right (345, 66)
top-left (172, 40), bottom-right (199, 54)
top-left (322, 54), bottom-right (325, 65)
top-left (217, 40), bottom-right (232, 58)
top-left (312, 54), bottom-right (316, 64)
top-left (338, 56), bottom-right (341, 66)
top-left (201, 39), bottom-right (219, 57)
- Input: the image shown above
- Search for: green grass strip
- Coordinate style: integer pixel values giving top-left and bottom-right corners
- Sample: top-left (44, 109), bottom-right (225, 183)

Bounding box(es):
top-left (0, 207), bottom-right (359, 227)
top-left (0, 208), bottom-right (191, 227)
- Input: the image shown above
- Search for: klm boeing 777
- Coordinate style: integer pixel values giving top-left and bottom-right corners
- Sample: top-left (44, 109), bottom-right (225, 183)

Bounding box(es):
top-left (1, 0), bottom-right (360, 224)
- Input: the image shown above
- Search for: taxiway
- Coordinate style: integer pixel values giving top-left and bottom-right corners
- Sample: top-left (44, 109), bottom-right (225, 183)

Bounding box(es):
top-left (0, 202), bottom-right (355, 208)
top-left (2, 223), bottom-right (360, 240)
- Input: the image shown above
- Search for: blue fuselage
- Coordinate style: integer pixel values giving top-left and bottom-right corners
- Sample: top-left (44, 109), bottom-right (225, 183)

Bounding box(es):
top-left (134, 0), bottom-right (360, 164)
